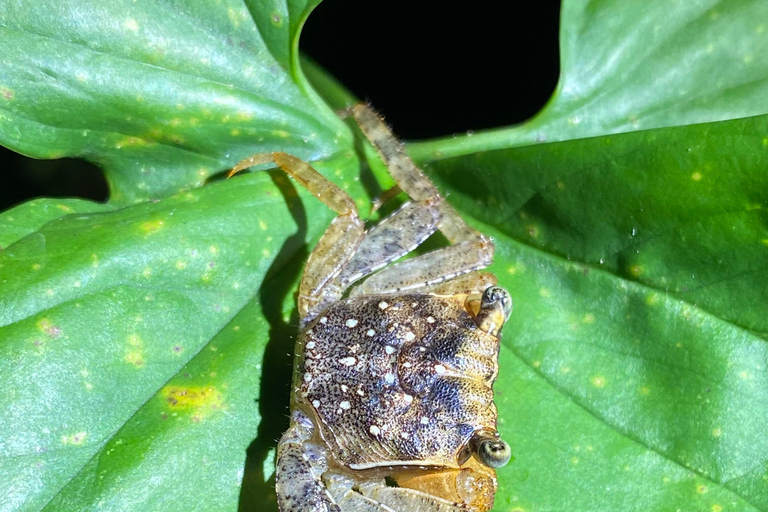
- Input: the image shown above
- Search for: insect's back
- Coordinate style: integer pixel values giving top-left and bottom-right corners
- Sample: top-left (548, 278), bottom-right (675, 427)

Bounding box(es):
top-left (296, 293), bottom-right (501, 470)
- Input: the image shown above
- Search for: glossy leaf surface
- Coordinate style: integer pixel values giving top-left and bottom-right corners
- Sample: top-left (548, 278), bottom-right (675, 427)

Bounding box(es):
top-left (1, 0), bottom-right (767, 511)
top-left (0, 0), bottom-right (346, 204)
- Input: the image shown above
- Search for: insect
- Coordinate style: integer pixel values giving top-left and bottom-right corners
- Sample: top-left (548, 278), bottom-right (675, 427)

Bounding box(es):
top-left (232, 104), bottom-right (512, 511)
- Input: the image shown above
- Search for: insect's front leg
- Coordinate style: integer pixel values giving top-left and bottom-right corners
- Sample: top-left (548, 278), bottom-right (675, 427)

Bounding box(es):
top-left (230, 152), bottom-right (364, 323)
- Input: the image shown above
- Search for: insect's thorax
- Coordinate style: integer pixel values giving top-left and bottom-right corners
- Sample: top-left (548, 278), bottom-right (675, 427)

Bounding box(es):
top-left (296, 293), bottom-right (500, 470)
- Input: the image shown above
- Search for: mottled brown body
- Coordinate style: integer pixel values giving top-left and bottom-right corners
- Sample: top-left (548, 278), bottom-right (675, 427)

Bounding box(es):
top-left (298, 294), bottom-right (498, 469)
top-left (232, 104), bottom-right (512, 512)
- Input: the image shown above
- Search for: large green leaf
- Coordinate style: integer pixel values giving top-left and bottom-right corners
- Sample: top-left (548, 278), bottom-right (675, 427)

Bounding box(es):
top-left (2, 0), bottom-right (768, 511)
top-left (437, 114), bottom-right (768, 511)
top-left (0, 0), bottom-right (347, 204)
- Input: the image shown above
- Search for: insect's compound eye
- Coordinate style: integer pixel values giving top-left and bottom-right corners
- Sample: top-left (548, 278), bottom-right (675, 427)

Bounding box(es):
top-left (481, 286), bottom-right (513, 322)
top-left (470, 430), bottom-right (513, 469)
top-left (477, 439), bottom-right (512, 469)
top-left (475, 286), bottom-right (513, 336)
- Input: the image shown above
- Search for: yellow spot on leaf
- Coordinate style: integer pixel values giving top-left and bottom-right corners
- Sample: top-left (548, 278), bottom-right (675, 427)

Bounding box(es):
top-left (125, 334), bottom-right (144, 367)
top-left (697, 484), bottom-right (708, 494)
top-left (691, 172), bottom-right (703, 181)
top-left (162, 385), bottom-right (223, 420)
top-left (646, 293), bottom-right (659, 306)
top-left (236, 110), bottom-right (254, 121)
top-left (640, 386), bottom-right (651, 395)
top-left (32, 263), bottom-right (42, 270)
top-left (56, 204), bottom-right (74, 213)
top-left (259, 219), bottom-right (268, 231)
top-left (273, 129), bottom-right (290, 138)
top-left (175, 261), bottom-right (187, 270)
top-left (0, 87), bottom-right (14, 100)
top-left (583, 313), bottom-right (595, 324)
top-left (712, 505), bottom-right (722, 512)
top-left (124, 18), bottom-right (139, 31)
top-left (630, 265), bottom-right (643, 277)
top-left (140, 219), bottom-right (164, 234)
top-left (539, 288), bottom-right (551, 298)
top-left (590, 375), bottom-right (606, 388)
top-left (115, 136), bottom-right (147, 149)
top-left (209, 245), bottom-right (218, 254)
top-left (37, 318), bottom-right (61, 338)
top-left (712, 427), bottom-right (722, 438)
top-left (61, 432), bottom-right (87, 445)
top-left (125, 350), bottom-right (144, 367)
top-left (142, 267), bottom-right (152, 278)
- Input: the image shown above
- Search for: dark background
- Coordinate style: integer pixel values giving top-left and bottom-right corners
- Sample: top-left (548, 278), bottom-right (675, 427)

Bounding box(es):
top-left (0, 1), bottom-right (561, 211)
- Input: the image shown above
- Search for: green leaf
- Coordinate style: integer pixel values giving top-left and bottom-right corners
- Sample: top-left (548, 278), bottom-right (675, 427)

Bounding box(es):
top-left (2, 0), bottom-right (768, 511)
top-left (0, 0), bottom-right (346, 204)
top-left (0, 151), bottom-right (364, 511)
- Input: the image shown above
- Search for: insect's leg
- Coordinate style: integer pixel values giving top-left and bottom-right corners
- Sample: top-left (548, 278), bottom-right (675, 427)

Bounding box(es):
top-left (416, 271), bottom-right (498, 296)
top-left (230, 152), bottom-right (364, 321)
top-left (357, 480), bottom-right (469, 512)
top-left (343, 104), bottom-right (495, 293)
top-left (331, 200), bottom-right (441, 292)
top-left (342, 104), bottom-right (439, 202)
top-left (276, 410), bottom-right (341, 512)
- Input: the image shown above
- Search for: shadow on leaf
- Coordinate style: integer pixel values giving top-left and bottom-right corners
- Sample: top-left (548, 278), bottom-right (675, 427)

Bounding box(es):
top-left (239, 171), bottom-right (308, 512)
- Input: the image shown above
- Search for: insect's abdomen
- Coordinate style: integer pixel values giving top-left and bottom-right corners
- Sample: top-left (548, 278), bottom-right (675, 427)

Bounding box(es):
top-left (297, 293), bottom-right (500, 469)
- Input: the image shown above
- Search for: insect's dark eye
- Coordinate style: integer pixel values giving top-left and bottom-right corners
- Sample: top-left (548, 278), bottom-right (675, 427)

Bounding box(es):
top-left (477, 439), bottom-right (512, 469)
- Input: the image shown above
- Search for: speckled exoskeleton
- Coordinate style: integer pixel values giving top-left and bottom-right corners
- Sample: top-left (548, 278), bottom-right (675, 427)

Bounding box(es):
top-left (232, 105), bottom-right (513, 511)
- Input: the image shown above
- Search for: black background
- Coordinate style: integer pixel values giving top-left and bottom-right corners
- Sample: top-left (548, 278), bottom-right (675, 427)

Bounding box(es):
top-left (0, 1), bottom-right (561, 211)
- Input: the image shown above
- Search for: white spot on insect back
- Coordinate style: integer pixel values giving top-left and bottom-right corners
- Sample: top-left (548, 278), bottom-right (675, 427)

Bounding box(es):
top-left (340, 401), bottom-right (351, 410)
top-left (384, 373), bottom-right (395, 384)
top-left (319, 317), bottom-right (328, 324)
top-left (306, 341), bottom-right (316, 349)
top-left (369, 425), bottom-right (381, 436)
top-left (403, 394), bottom-right (413, 403)
top-left (379, 301), bottom-right (389, 310)
top-left (427, 316), bottom-right (436, 323)
top-left (420, 416), bottom-right (429, 425)
top-left (345, 319), bottom-right (358, 328)
top-left (312, 399), bottom-right (320, 407)
top-left (339, 357), bottom-right (356, 366)
top-left (434, 364), bottom-right (446, 374)
top-left (304, 373), bottom-right (313, 382)
top-left (404, 332), bottom-right (415, 342)
top-left (341, 384), bottom-right (349, 392)
top-left (385, 345), bottom-right (395, 355)
top-left (357, 388), bottom-right (365, 396)
top-left (366, 329), bottom-right (376, 337)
